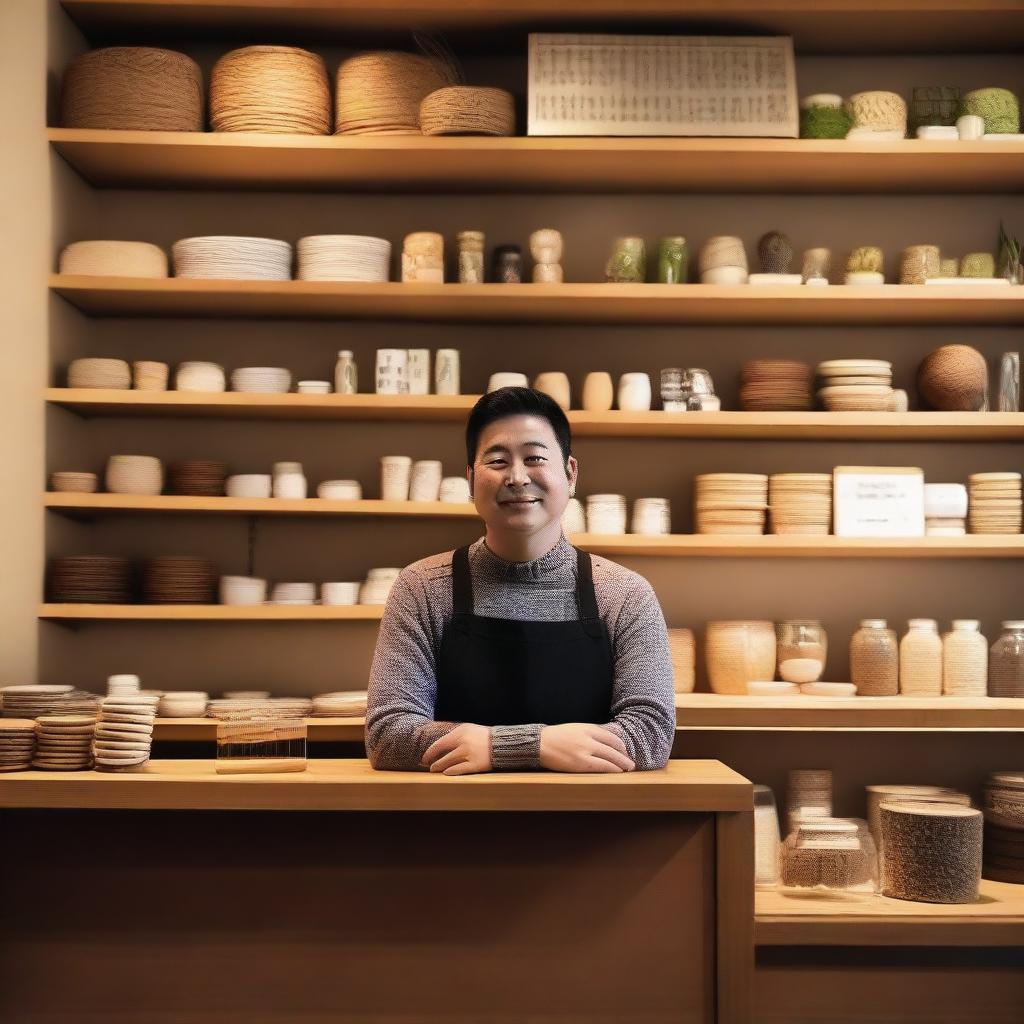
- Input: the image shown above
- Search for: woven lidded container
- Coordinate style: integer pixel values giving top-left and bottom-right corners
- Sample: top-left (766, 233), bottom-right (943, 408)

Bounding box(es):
top-left (61, 47), bottom-right (204, 131)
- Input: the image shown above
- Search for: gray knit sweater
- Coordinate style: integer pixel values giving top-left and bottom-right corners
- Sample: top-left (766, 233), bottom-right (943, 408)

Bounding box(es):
top-left (366, 535), bottom-right (675, 772)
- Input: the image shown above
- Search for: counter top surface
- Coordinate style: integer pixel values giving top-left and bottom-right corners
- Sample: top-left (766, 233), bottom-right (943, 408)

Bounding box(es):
top-left (0, 758), bottom-right (751, 812)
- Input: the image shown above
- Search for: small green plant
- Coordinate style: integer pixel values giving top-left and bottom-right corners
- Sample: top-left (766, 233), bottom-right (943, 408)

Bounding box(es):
top-left (998, 221), bottom-right (1022, 281)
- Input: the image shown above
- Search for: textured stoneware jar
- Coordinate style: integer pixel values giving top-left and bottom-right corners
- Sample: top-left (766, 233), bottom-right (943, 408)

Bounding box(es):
top-left (850, 619), bottom-right (899, 696)
top-left (942, 620), bottom-right (988, 696)
top-left (899, 619), bottom-right (942, 696)
top-left (705, 620), bottom-right (777, 695)
top-left (582, 372), bottom-right (614, 411)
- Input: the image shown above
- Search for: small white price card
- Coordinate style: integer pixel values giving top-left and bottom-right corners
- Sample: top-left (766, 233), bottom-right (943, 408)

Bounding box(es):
top-left (833, 467), bottom-right (926, 538)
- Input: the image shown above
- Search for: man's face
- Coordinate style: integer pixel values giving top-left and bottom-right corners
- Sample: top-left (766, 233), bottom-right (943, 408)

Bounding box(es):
top-left (469, 414), bottom-right (578, 537)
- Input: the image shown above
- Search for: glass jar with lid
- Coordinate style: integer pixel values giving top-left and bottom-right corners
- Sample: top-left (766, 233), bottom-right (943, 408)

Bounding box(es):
top-left (899, 619), bottom-right (942, 696)
top-left (776, 619), bottom-right (827, 684)
top-left (989, 621), bottom-right (1024, 698)
top-left (942, 620), bottom-right (988, 696)
top-left (850, 619), bottom-right (898, 696)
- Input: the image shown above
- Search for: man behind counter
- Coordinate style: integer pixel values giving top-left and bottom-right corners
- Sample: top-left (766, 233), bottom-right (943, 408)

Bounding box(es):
top-left (366, 387), bottom-right (675, 775)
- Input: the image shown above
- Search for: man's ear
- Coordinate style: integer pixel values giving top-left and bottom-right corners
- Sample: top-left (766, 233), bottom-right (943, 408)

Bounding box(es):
top-left (466, 465), bottom-right (474, 499)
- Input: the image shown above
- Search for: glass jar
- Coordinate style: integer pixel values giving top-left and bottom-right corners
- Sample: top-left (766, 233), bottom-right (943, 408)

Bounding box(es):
top-left (779, 818), bottom-right (877, 893)
top-left (942, 620), bottom-right (988, 696)
top-left (989, 621), bottom-right (1024, 698)
top-left (899, 619), bottom-right (942, 696)
top-left (776, 620), bottom-right (827, 684)
top-left (850, 619), bottom-right (899, 696)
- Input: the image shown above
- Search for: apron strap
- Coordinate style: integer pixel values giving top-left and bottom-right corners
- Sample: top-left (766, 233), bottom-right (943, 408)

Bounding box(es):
top-left (574, 548), bottom-right (601, 621)
top-left (451, 545), bottom-right (474, 616)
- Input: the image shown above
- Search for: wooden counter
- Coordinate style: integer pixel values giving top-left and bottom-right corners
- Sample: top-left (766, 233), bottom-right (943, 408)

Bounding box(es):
top-left (0, 759), bottom-right (753, 1024)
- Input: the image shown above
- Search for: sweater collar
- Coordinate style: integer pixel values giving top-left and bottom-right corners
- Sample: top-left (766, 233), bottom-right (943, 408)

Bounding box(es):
top-left (472, 534), bottom-right (574, 583)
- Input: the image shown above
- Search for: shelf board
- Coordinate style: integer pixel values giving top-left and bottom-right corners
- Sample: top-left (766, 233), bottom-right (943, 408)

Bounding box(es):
top-left (755, 880), bottom-right (1024, 947)
top-left (38, 604), bottom-right (386, 621)
top-left (59, 1), bottom-right (1024, 54)
top-left (154, 716), bottom-right (366, 742)
top-left (50, 277), bottom-right (1024, 326)
top-left (45, 391), bottom-right (1024, 440)
top-left (48, 130), bottom-right (1024, 194)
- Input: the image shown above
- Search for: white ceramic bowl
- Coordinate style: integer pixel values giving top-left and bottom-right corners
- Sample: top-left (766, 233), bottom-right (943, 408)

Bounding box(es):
top-left (218, 575), bottom-right (267, 606)
top-left (317, 480), bottom-right (362, 500)
top-left (321, 581), bottom-right (361, 605)
top-left (226, 474), bottom-right (273, 499)
top-left (439, 476), bottom-right (471, 503)
top-left (487, 372), bottom-right (529, 392)
top-left (175, 362), bottom-right (226, 393)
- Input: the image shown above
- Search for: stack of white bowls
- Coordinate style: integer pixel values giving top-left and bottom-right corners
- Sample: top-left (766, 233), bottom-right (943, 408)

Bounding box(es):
top-left (219, 575), bottom-right (268, 606)
top-left (360, 568), bottom-right (401, 605)
top-left (487, 372), bottom-right (529, 392)
top-left (631, 498), bottom-right (672, 535)
top-left (317, 480), bottom-right (362, 500)
top-left (176, 361), bottom-right (226, 392)
top-left (230, 367), bottom-right (292, 393)
top-left (562, 497), bottom-right (586, 534)
top-left (226, 474), bottom-right (272, 498)
top-left (270, 582), bottom-right (317, 605)
top-left (297, 235), bottom-right (391, 282)
top-left (312, 691), bottom-right (367, 717)
top-left (298, 380), bottom-right (330, 394)
top-left (68, 357), bottom-right (131, 389)
top-left (107, 674), bottom-right (141, 698)
top-left (321, 581), bottom-right (361, 605)
top-left (439, 477), bottom-right (471, 504)
top-left (105, 455), bottom-right (163, 495)
top-left (586, 494), bottom-right (628, 534)
top-left (158, 691), bottom-right (209, 717)
top-left (172, 236), bottom-right (293, 280)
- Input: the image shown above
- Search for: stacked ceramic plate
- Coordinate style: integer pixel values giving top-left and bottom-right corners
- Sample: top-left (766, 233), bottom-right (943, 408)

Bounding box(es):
top-left (630, 498), bottom-right (672, 536)
top-left (32, 714), bottom-right (97, 771)
top-left (48, 556), bottom-right (133, 603)
top-left (106, 454), bottom-right (164, 495)
top-left (360, 567), bottom-right (402, 605)
top-left (167, 460), bottom-right (227, 497)
top-left (312, 691), bottom-right (367, 717)
top-left (695, 474), bottom-right (768, 535)
top-left (924, 482), bottom-right (968, 537)
top-left (297, 235), bottom-right (391, 282)
top-left (318, 480), bottom-right (362, 500)
top-left (0, 719), bottom-right (37, 771)
top-left (817, 359), bottom-right (895, 411)
top-left (59, 240), bottom-right (168, 278)
top-left (740, 360), bottom-right (813, 411)
top-left (230, 367), bottom-right (292, 393)
top-left (176, 361), bottom-right (227, 392)
top-left (68, 357), bottom-right (131, 389)
top-left (206, 697), bottom-right (313, 721)
top-left (107, 674), bottom-right (141, 698)
top-left (172, 236), bottom-right (293, 281)
top-left (983, 771), bottom-right (1024, 884)
top-left (219, 575), bottom-right (268, 606)
top-left (51, 472), bottom-right (98, 494)
top-left (158, 691), bottom-right (209, 717)
top-left (93, 694), bottom-right (157, 771)
top-left (586, 494), bottom-right (628, 534)
top-left (769, 473), bottom-right (832, 535)
top-left (1, 684), bottom-right (75, 718)
top-left (141, 557), bottom-right (216, 604)
top-left (270, 582), bottom-right (317, 605)
top-left (968, 473), bottom-right (1023, 534)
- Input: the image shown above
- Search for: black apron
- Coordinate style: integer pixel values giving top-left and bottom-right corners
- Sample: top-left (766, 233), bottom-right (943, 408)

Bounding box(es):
top-left (435, 544), bottom-right (614, 726)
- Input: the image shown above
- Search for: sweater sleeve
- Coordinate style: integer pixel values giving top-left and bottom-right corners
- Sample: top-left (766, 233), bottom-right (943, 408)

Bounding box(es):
top-left (599, 575), bottom-right (676, 771)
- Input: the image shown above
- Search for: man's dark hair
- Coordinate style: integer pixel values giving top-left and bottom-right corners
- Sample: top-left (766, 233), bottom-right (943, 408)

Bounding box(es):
top-left (465, 387), bottom-right (572, 467)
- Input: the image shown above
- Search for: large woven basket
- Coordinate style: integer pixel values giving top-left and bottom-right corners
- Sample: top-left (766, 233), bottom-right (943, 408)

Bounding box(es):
top-left (419, 86), bottom-right (515, 136)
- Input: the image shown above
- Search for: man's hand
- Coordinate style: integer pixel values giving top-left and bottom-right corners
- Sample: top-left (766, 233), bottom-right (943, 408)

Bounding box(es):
top-left (422, 724), bottom-right (493, 776)
top-left (539, 723), bottom-right (635, 773)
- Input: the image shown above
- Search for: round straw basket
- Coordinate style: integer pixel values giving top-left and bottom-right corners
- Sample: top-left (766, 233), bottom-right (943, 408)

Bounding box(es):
top-left (419, 87), bottom-right (515, 136)
top-left (59, 241), bottom-right (168, 278)
top-left (61, 47), bottom-right (204, 131)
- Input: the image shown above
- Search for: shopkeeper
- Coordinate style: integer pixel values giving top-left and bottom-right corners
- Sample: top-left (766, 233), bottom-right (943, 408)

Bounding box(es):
top-left (366, 387), bottom-right (675, 775)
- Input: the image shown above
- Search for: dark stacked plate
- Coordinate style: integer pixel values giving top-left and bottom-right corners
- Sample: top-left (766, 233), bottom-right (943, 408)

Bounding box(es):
top-left (739, 360), bottom-right (813, 411)
top-left (48, 556), bottom-right (133, 603)
top-left (168, 460), bottom-right (227, 497)
top-left (983, 771), bottom-right (1024, 884)
top-left (142, 556), bottom-right (216, 604)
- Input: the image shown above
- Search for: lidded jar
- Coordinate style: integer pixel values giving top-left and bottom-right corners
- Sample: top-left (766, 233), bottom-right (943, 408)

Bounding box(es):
top-left (899, 618), bottom-right (942, 696)
top-left (989, 621), bottom-right (1024, 698)
top-left (942, 620), bottom-right (988, 696)
top-left (850, 619), bottom-right (898, 696)
top-left (776, 619), bottom-right (827, 684)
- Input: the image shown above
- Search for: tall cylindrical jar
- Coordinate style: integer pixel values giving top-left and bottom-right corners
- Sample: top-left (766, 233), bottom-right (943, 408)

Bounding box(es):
top-left (942, 620), bottom-right (988, 696)
top-left (334, 350), bottom-right (357, 395)
top-left (989, 621), bottom-right (1024, 698)
top-left (899, 619), bottom-right (942, 696)
top-left (850, 619), bottom-right (898, 696)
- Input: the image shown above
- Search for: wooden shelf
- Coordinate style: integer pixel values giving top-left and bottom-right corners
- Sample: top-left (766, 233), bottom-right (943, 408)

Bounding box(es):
top-left (676, 694), bottom-right (1024, 731)
top-left (50, 277), bottom-right (1024, 326)
top-left (38, 604), bottom-right (386, 621)
top-left (154, 716), bottom-right (366, 742)
top-left (59, 1), bottom-right (1024, 54)
top-left (755, 880), bottom-right (1024, 947)
top-left (48, 130), bottom-right (1024, 194)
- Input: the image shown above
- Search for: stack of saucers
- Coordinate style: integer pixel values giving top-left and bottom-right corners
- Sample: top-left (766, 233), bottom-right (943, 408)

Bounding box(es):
top-left (586, 494), bottom-right (628, 534)
top-left (176, 361), bottom-right (226, 392)
top-left (695, 474), bottom-right (768, 535)
top-left (0, 720), bottom-right (37, 771)
top-left (206, 697), bottom-right (313, 721)
top-left (68, 358), bottom-right (131, 389)
top-left (158, 691), bottom-right (209, 717)
top-left (983, 771), bottom-right (1024, 884)
top-left (172, 236), bottom-right (293, 281)
top-left (297, 235), bottom-right (391, 282)
top-left (1, 684), bottom-right (75, 718)
top-left (312, 691), bottom-right (367, 717)
top-left (33, 714), bottom-right (97, 771)
top-left (107, 674), bottom-right (141, 699)
top-left (270, 582), bottom-right (317, 605)
top-left (740, 360), bottom-right (813, 411)
top-left (817, 359), bottom-right (896, 411)
top-left (768, 473), bottom-right (833, 535)
top-left (968, 473), bottom-right (1023, 534)
top-left (360, 568), bottom-right (402, 605)
top-left (630, 498), bottom-right (672, 536)
top-left (93, 694), bottom-right (157, 771)
top-left (167, 460), bottom-right (227, 497)
top-left (230, 367), bottom-right (292, 393)
top-left (48, 557), bottom-right (133, 603)
top-left (219, 575), bottom-right (268, 606)
top-left (50, 471), bottom-right (99, 494)
top-left (142, 557), bottom-right (216, 604)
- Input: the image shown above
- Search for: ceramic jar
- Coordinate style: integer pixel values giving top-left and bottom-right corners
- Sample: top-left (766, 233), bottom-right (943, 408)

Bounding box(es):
top-left (586, 494), bottom-right (627, 535)
top-left (409, 460), bottom-right (443, 502)
top-left (942, 620), bottom-right (988, 696)
top-left (605, 237), bottom-right (646, 283)
top-left (493, 245), bottom-right (522, 283)
top-left (380, 455), bottom-right (412, 501)
top-left (582, 372), bottom-right (614, 411)
top-left (850, 619), bottom-right (899, 696)
top-left (899, 619), bottom-right (942, 696)
top-left (375, 349), bottom-right (408, 394)
top-left (272, 461), bottom-right (306, 499)
top-left (434, 349), bottom-right (460, 395)
top-left (457, 230), bottom-right (485, 284)
top-left (705, 620), bottom-right (777, 695)
top-left (334, 350), bottom-right (357, 395)
top-left (533, 371), bottom-right (571, 410)
top-left (407, 349), bottom-right (430, 396)
top-left (617, 372), bottom-right (652, 411)
top-left (989, 621), bottom-right (1024, 698)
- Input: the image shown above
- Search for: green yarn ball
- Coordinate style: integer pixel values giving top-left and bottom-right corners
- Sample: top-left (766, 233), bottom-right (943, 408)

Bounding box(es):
top-left (960, 87), bottom-right (1020, 134)
top-left (961, 252), bottom-right (996, 278)
top-left (800, 104), bottom-right (853, 139)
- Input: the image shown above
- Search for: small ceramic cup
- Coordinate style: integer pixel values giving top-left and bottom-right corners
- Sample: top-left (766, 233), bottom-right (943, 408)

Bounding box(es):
top-left (617, 372), bottom-right (652, 411)
top-left (380, 455), bottom-right (413, 501)
top-left (582, 372), bottom-right (614, 412)
top-left (533, 371), bottom-right (571, 410)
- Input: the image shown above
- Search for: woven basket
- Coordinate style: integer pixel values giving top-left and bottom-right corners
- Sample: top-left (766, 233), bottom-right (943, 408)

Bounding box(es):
top-left (61, 47), bottom-right (204, 131)
top-left (335, 51), bottom-right (452, 135)
top-left (847, 91), bottom-right (908, 133)
top-left (419, 86), bottom-right (515, 136)
top-left (59, 240), bottom-right (168, 278)
top-left (211, 46), bottom-right (330, 135)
